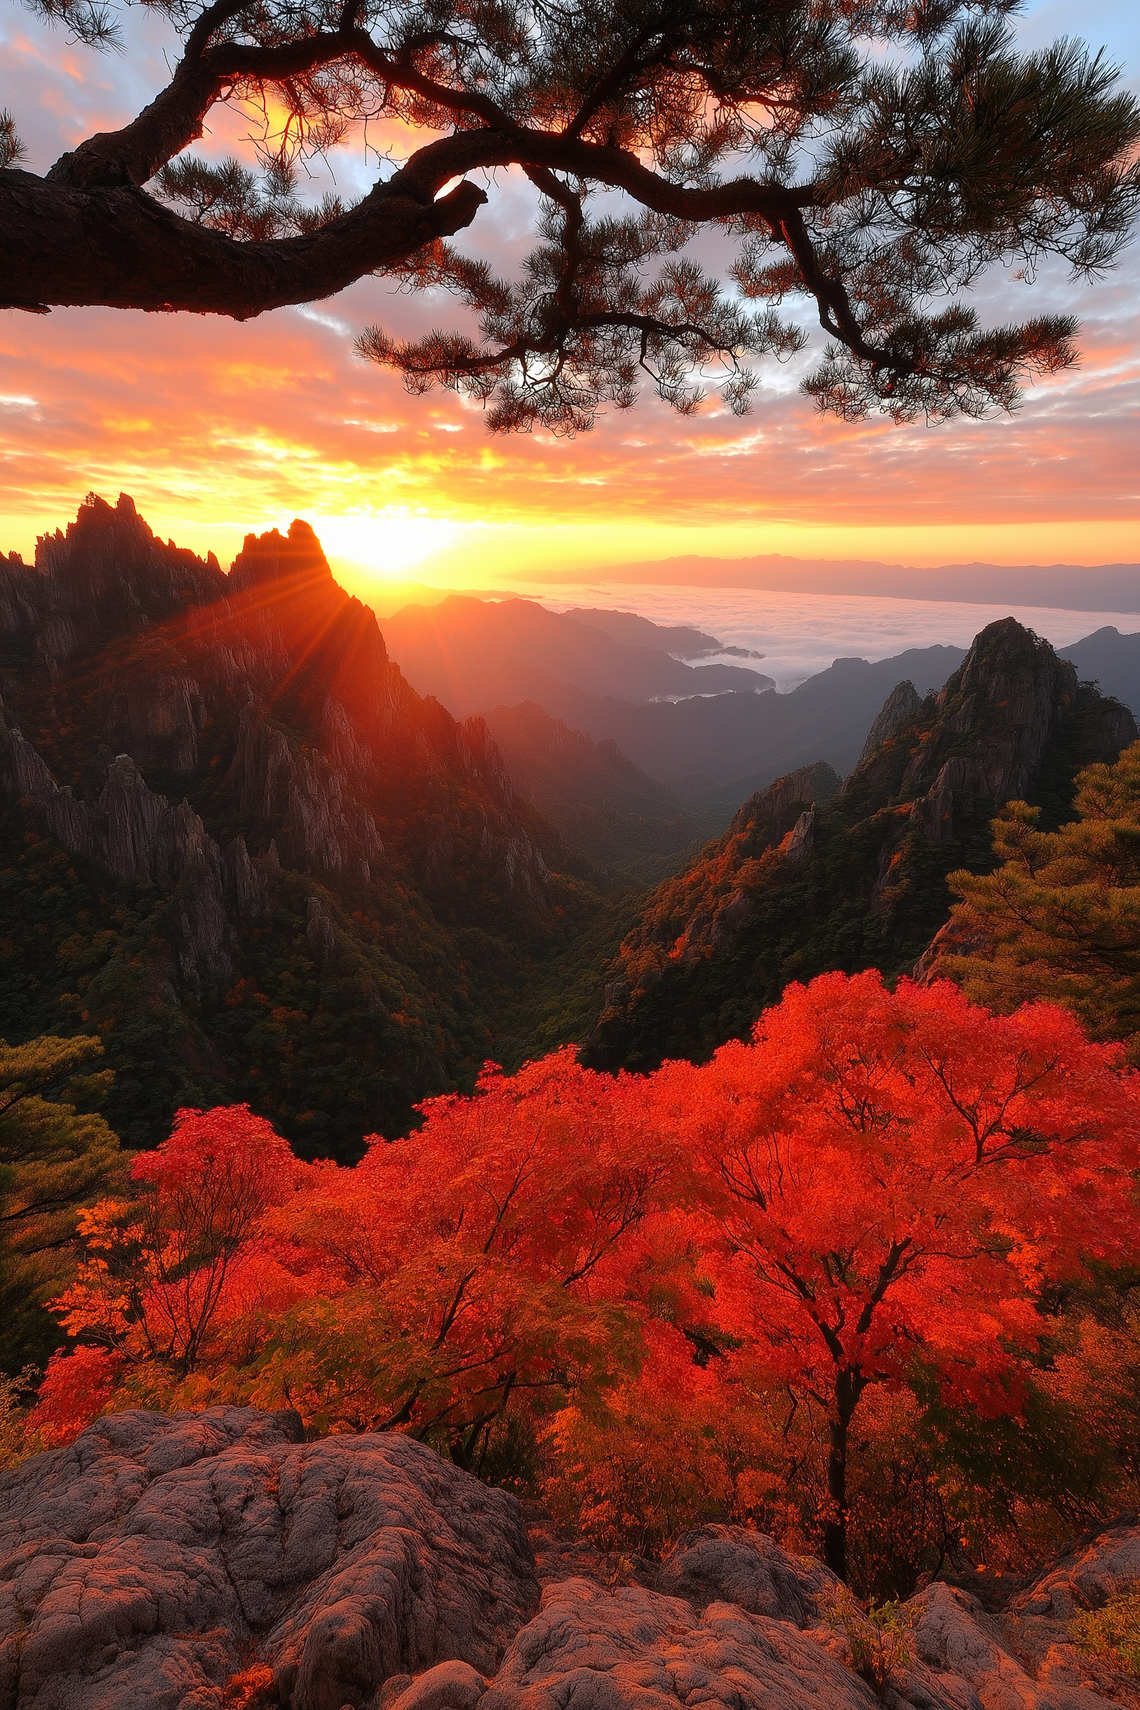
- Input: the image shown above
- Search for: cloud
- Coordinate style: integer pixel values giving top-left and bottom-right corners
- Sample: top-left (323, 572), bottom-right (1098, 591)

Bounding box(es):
top-left (1, 0), bottom-right (1137, 577)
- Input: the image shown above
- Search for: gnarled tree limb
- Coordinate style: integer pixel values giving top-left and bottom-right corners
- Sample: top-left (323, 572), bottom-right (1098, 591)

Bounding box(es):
top-left (2, 0), bottom-right (1137, 426)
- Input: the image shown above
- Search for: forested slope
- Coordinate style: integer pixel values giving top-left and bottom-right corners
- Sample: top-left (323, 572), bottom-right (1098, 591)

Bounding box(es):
top-left (586, 620), bottom-right (1138, 1072)
top-left (0, 496), bottom-right (599, 1156)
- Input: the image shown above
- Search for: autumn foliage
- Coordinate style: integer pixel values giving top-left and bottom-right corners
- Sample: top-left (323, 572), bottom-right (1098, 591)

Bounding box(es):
top-left (32, 974), bottom-right (1140, 1586)
top-left (654, 974), bottom-right (1140, 1576)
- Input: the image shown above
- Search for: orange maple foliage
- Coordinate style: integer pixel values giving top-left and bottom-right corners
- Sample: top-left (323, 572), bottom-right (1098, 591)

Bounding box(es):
top-left (52, 1105), bottom-right (323, 1380)
top-left (45, 1051), bottom-right (684, 1460)
top-left (27, 1345), bottom-right (122, 1449)
top-left (245, 1047), bottom-right (684, 1454)
top-left (37, 980), bottom-right (1140, 1581)
top-left (652, 972), bottom-right (1140, 1576)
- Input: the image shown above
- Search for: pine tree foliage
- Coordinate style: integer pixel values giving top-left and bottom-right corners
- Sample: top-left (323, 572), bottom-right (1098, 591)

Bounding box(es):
top-left (940, 740), bottom-right (1140, 1054)
top-left (0, 1034), bottom-right (124, 1372)
top-left (2, 0), bottom-right (1137, 428)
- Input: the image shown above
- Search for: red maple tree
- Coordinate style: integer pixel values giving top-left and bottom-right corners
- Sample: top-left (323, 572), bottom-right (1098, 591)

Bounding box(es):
top-left (653, 971), bottom-right (1140, 1576)
top-left (37, 979), bottom-right (1140, 1581)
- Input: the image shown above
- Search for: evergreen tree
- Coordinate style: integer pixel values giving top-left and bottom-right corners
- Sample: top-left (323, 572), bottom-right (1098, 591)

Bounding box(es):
top-left (1, 0), bottom-right (1136, 427)
top-left (940, 741), bottom-right (1140, 1055)
top-left (0, 1035), bottom-right (124, 1373)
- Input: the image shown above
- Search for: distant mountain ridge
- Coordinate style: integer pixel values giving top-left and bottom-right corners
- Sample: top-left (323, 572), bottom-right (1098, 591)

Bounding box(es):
top-left (559, 607), bottom-right (763, 660)
top-left (379, 595), bottom-right (1140, 828)
top-left (379, 595), bottom-right (775, 710)
top-left (584, 619), bottom-right (1138, 1073)
top-left (510, 646), bottom-right (969, 817)
top-left (529, 552), bottom-right (1140, 613)
top-left (1058, 627), bottom-right (1140, 711)
top-left (378, 596), bottom-right (968, 818)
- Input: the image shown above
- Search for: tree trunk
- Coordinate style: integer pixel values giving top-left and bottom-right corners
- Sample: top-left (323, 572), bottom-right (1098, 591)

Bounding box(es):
top-left (823, 1412), bottom-right (849, 1582)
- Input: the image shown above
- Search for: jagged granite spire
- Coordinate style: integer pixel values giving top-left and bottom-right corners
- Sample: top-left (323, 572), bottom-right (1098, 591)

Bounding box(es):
top-left (852, 679), bottom-right (921, 772)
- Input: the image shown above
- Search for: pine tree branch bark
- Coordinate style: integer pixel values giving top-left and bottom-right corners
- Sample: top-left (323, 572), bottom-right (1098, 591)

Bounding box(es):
top-left (1, 126), bottom-right (809, 318)
top-left (0, 166), bottom-right (488, 315)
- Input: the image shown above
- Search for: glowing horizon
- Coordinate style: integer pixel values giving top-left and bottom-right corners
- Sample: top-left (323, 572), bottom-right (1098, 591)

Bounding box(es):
top-left (6, 501), bottom-right (1139, 588)
top-left (1, 0), bottom-right (1137, 596)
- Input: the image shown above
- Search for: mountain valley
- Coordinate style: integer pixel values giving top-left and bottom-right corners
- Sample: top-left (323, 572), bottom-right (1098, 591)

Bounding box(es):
top-left (4, 496), bottom-right (1139, 1156)
top-left (0, 497), bottom-right (600, 1155)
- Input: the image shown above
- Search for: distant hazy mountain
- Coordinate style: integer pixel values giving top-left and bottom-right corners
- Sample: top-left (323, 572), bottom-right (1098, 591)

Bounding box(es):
top-left (379, 597), bottom-right (1140, 847)
top-left (379, 590), bottom-right (971, 819)
top-left (560, 607), bottom-right (762, 660)
top-left (1059, 627), bottom-right (1140, 714)
top-left (466, 646), bottom-right (967, 818)
top-left (481, 702), bottom-right (715, 882)
top-left (380, 596), bottom-right (773, 711)
top-left (539, 554), bottom-right (1140, 613)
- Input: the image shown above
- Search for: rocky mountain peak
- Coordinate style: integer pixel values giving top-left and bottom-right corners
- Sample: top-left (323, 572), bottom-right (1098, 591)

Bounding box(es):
top-left (0, 497), bottom-right (570, 1154)
top-left (729, 761), bottom-right (841, 849)
top-left (904, 617), bottom-right (1083, 809)
top-left (843, 617), bottom-right (1135, 839)
top-left (585, 621), bottom-right (1137, 1075)
top-left (227, 517), bottom-right (337, 598)
top-left (30, 492), bottom-right (227, 666)
top-left (851, 679), bottom-right (920, 772)
top-left (225, 521), bottom-right (397, 732)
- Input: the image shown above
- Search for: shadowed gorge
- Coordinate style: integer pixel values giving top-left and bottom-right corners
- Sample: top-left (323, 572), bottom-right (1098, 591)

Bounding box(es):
top-left (480, 702), bottom-right (717, 884)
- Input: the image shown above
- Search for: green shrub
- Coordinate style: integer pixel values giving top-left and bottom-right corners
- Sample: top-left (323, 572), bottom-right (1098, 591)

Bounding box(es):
top-left (821, 1587), bottom-right (917, 1695)
top-left (1069, 1589), bottom-right (1140, 1675)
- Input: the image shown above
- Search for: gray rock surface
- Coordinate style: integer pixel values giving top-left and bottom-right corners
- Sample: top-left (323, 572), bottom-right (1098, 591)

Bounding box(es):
top-left (906, 1583), bottom-right (1124, 1710)
top-left (481, 1577), bottom-right (881, 1710)
top-left (1013, 1516), bottom-right (1140, 1621)
top-left (385, 1659), bottom-right (487, 1710)
top-left (2, 1414), bottom-right (1137, 1710)
top-left (0, 1407), bottom-right (538, 1710)
top-left (502, 1525), bottom-right (1136, 1710)
top-left (655, 1522), bottom-right (838, 1624)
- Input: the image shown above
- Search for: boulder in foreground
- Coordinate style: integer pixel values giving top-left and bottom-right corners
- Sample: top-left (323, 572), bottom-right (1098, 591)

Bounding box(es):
top-left (0, 1407), bottom-right (537, 1710)
top-left (1, 1411), bottom-right (1137, 1710)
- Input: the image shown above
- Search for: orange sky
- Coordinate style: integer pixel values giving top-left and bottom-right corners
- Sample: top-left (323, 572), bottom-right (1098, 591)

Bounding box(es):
top-left (1, 1), bottom-right (1137, 590)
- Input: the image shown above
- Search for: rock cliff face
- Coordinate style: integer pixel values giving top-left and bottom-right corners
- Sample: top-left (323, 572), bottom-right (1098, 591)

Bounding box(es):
top-left (585, 620), bottom-right (1137, 1074)
top-left (0, 1408), bottom-right (1133, 1710)
top-left (852, 679), bottom-right (921, 772)
top-left (0, 495), bottom-right (571, 1155)
top-left (2, 496), bottom-right (548, 903)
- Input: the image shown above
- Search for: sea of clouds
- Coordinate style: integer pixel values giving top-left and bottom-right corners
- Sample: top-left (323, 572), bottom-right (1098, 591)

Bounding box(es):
top-left (514, 582), bottom-right (1140, 693)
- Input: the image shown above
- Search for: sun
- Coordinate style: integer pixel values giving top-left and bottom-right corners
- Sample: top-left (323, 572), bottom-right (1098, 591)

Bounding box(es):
top-left (305, 512), bottom-right (462, 579)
